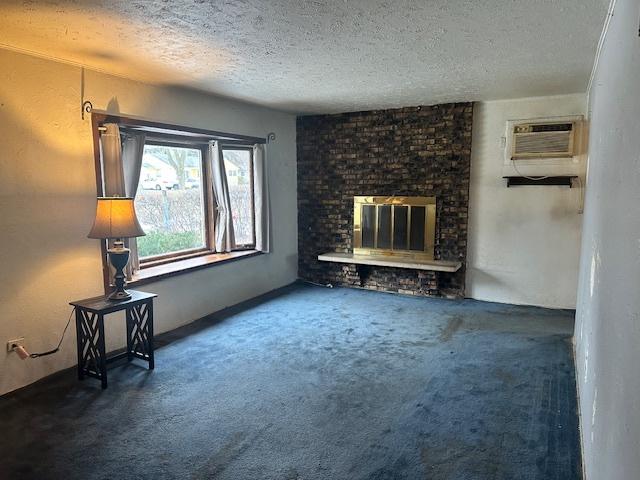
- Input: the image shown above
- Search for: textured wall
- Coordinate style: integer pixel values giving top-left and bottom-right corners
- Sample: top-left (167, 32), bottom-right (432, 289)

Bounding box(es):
top-left (575, 1), bottom-right (640, 478)
top-left (297, 103), bottom-right (473, 297)
top-left (0, 49), bottom-right (298, 396)
top-left (466, 94), bottom-right (585, 309)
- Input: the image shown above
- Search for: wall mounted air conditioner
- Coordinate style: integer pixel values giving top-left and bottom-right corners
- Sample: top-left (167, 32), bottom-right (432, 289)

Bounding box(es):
top-left (511, 121), bottom-right (576, 159)
top-left (502, 115), bottom-right (586, 177)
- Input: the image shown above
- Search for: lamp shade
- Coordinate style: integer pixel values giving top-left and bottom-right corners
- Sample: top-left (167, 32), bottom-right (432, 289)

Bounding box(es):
top-left (88, 197), bottom-right (145, 239)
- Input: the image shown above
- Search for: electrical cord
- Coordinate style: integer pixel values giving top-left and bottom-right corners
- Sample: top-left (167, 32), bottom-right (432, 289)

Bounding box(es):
top-left (511, 159), bottom-right (550, 181)
top-left (575, 175), bottom-right (584, 214)
top-left (300, 279), bottom-right (334, 288)
top-left (511, 158), bottom-right (584, 213)
top-left (29, 307), bottom-right (76, 358)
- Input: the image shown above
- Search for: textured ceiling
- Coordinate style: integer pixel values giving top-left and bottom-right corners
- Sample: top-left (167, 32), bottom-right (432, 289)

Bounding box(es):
top-left (0, 0), bottom-right (608, 114)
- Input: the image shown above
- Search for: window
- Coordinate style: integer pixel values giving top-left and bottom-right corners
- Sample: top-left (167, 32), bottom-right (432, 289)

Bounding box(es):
top-left (132, 140), bottom-right (257, 266)
top-left (91, 113), bottom-right (268, 291)
top-left (135, 144), bottom-right (208, 261)
top-left (222, 148), bottom-right (255, 248)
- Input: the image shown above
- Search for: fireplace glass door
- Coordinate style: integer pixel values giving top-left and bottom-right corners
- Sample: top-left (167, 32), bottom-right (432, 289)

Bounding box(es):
top-left (354, 196), bottom-right (436, 260)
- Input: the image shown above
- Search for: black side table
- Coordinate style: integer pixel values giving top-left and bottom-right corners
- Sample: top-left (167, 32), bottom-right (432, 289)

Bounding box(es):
top-left (70, 290), bottom-right (157, 389)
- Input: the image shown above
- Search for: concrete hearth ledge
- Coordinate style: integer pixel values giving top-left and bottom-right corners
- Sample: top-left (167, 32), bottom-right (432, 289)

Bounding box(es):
top-left (318, 252), bottom-right (462, 272)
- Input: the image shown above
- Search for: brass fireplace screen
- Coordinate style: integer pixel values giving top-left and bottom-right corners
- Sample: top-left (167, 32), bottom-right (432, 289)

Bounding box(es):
top-left (353, 196), bottom-right (436, 260)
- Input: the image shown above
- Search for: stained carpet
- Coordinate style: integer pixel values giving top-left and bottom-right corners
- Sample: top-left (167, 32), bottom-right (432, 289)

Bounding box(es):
top-left (0, 284), bottom-right (581, 479)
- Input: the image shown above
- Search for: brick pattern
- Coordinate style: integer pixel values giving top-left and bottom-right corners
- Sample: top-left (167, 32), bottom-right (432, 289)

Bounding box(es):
top-left (296, 103), bottom-right (473, 297)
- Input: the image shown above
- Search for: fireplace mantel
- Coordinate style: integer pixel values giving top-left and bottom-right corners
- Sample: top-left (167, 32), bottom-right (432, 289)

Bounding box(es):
top-left (318, 252), bottom-right (462, 272)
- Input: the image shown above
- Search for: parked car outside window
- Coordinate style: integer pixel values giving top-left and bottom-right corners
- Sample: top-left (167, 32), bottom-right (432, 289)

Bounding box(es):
top-left (141, 176), bottom-right (179, 190)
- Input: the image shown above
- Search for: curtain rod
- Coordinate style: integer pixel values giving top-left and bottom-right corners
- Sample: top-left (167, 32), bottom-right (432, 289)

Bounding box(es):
top-left (92, 111), bottom-right (272, 144)
top-left (99, 124), bottom-right (268, 145)
top-left (100, 126), bottom-right (267, 146)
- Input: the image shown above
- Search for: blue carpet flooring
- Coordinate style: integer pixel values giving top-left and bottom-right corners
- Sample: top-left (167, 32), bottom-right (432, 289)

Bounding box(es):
top-left (0, 284), bottom-right (581, 479)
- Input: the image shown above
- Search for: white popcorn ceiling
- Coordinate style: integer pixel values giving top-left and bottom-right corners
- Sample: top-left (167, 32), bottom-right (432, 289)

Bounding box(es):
top-left (0, 0), bottom-right (609, 114)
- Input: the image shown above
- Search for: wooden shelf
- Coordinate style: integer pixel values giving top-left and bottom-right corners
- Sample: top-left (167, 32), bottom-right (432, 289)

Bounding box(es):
top-left (503, 176), bottom-right (578, 187)
top-left (318, 252), bottom-right (462, 272)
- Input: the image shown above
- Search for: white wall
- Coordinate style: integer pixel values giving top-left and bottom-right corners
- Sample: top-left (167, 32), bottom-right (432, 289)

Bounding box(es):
top-left (467, 94), bottom-right (586, 308)
top-left (575, 1), bottom-right (640, 478)
top-left (0, 49), bottom-right (298, 395)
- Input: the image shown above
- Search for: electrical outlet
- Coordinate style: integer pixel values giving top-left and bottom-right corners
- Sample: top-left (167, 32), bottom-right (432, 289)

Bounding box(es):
top-left (7, 337), bottom-right (25, 352)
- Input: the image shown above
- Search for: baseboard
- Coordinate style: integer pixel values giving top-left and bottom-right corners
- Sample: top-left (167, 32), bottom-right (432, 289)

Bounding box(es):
top-left (572, 338), bottom-right (587, 480)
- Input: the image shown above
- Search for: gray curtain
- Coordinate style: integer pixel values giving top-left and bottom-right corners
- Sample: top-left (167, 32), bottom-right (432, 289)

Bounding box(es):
top-left (210, 141), bottom-right (235, 252)
top-left (101, 123), bottom-right (125, 196)
top-left (100, 123), bottom-right (123, 285)
top-left (122, 132), bottom-right (146, 277)
top-left (100, 123), bottom-right (146, 279)
top-left (253, 144), bottom-right (270, 252)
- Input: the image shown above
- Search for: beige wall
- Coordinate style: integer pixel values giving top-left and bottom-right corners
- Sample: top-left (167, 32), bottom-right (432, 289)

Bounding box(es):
top-left (466, 94), bottom-right (586, 308)
top-left (0, 49), bottom-right (298, 395)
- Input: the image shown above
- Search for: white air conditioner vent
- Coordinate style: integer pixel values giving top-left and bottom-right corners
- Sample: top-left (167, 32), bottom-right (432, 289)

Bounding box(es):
top-left (511, 121), bottom-right (576, 159)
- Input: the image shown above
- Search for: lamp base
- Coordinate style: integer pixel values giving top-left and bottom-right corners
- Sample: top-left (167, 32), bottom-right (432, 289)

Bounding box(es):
top-left (108, 289), bottom-right (132, 301)
top-left (107, 242), bottom-right (131, 302)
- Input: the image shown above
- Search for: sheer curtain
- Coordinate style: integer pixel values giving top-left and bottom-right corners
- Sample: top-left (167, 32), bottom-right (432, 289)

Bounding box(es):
top-left (122, 132), bottom-right (146, 277)
top-left (209, 141), bottom-right (235, 252)
top-left (253, 144), bottom-right (270, 253)
top-left (99, 123), bottom-right (146, 279)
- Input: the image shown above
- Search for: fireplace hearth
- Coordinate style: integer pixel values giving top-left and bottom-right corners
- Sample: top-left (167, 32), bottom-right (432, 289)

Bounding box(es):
top-left (319, 195), bottom-right (460, 283)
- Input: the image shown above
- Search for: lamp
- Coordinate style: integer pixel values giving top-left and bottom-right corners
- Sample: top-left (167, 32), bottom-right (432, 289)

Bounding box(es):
top-left (88, 197), bottom-right (145, 301)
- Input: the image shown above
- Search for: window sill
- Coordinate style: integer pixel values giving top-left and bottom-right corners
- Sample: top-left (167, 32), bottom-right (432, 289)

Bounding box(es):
top-left (128, 250), bottom-right (263, 287)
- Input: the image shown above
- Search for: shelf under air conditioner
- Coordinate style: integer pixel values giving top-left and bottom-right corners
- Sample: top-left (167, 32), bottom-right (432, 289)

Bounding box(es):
top-left (503, 176), bottom-right (578, 187)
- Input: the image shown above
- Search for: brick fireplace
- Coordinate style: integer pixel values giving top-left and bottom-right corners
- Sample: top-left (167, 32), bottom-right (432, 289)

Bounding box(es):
top-left (297, 102), bottom-right (473, 298)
